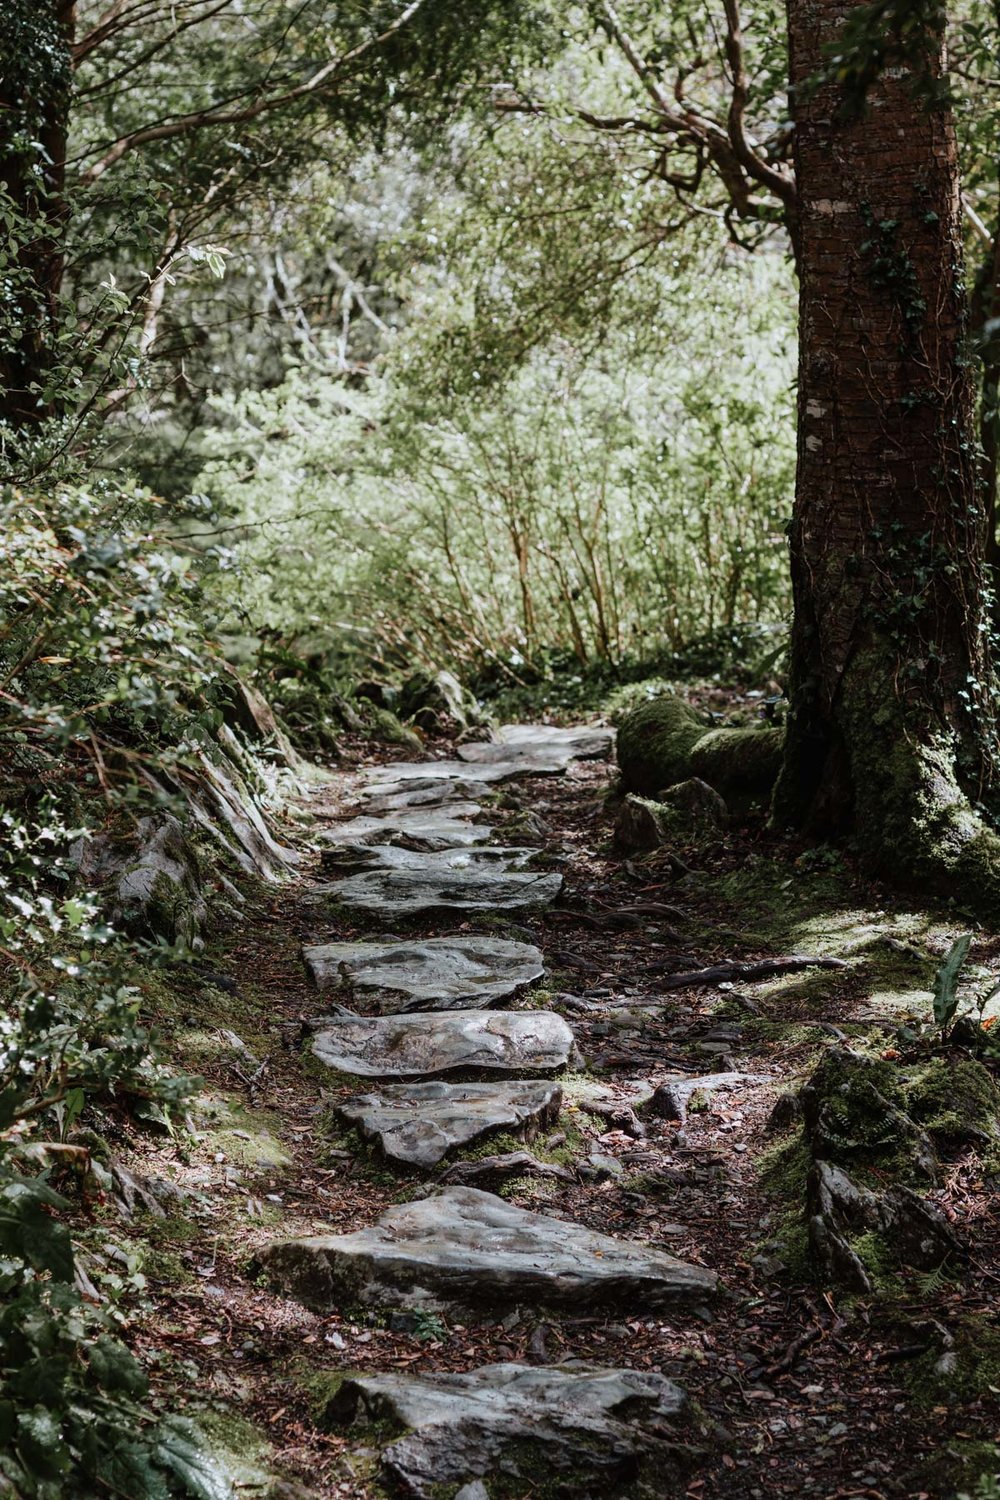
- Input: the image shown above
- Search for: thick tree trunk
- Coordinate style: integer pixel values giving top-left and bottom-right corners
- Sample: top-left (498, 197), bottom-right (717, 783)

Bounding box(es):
top-left (773, 0), bottom-right (1000, 899)
top-left (0, 2), bottom-right (74, 428)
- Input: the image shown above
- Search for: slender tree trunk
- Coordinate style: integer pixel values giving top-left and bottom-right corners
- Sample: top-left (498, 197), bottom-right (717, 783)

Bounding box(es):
top-left (973, 213), bottom-right (1000, 581)
top-left (0, 1), bottom-right (74, 428)
top-left (773, 0), bottom-right (1000, 898)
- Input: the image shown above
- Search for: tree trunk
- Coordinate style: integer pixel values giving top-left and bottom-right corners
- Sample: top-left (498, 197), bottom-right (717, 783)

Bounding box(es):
top-left (773, 0), bottom-right (1000, 901)
top-left (0, 2), bottom-right (75, 429)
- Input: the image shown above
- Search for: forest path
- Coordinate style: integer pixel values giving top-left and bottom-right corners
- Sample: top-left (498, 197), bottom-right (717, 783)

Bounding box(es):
top-left (260, 725), bottom-right (721, 1495)
top-left (155, 725), bottom-right (969, 1499)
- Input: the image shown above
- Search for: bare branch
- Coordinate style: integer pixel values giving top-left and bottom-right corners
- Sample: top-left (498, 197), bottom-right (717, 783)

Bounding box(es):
top-left (721, 0), bottom-right (797, 207)
top-left (79, 0), bottom-right (426, 185)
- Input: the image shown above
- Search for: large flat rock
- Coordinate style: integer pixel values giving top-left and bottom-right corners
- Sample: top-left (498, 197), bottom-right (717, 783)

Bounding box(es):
top-left (312, 1011), bottom-right (575, 1078)
top-left (322, 1362), bottom-right (696, 1499)
top-left (320, 844), bottom-right (535, 876)
top-left (320, 806), bottom-right (488, 852)
top-left (459, 723), bottom-right (615, 766)
top-left (329, 861), bottom-right (563, 916)
top-left (303, 936), bottom-right (545, 1012)
top-left (336, 1080), bottom-right (562, 1166)
top-left (364, 756), bottom-right (567, 793)
top-left (363, 781), bottom-right (490, 813)
top-left (260, 1186), bottom-right (717, 1313)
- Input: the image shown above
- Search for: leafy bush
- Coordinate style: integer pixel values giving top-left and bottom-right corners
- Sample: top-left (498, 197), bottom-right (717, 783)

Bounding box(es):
top-left (0, 481), bottom-right (236, 1496)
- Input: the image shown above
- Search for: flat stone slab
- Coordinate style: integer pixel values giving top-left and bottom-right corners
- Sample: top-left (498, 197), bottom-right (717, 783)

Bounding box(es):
top-left (364, 756), bottom-right (567, 793)
top-left (260, 1185), bottom-right (717, 1313)
top-left (363, 781), bottom-right (490, 813)
top-left (459, 723), bottom-right (615, 766)
top-left (320, 806), bottom-right (488, 852)
top-left (329, 860), bottom-right (563, 916)
top-left (320, 843), bottom-right (535, 875)
top-left (312, 1011), bottom-right (575, 1078)
top-left (322, 1362), bottom-right (694, 1499)
top-left (303, 936), bottom-right (545, 1012)
top-left (336, 1080), bottom-right (562, 1166)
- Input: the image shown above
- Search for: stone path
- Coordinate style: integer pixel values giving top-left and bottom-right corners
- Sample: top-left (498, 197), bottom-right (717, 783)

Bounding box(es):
top-left (263, 722), bottom-right (716, 1497)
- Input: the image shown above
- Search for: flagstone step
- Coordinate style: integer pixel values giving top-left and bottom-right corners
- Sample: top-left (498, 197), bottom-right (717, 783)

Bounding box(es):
top-left (311, 1011), bottom-right (576, 1079)
top-left (335, 1080), bottom-right (562, 1167)
top-left (320, 843), bottom-right (536, 875)
top-left (328, 860), bottom-right (563, 916)
top-left (320, 806), bottom-right (489, 851)
top-left (458, 723), bottom-right (615, 766)
top-left (261, 1186), bottom-right (716, 1315)
top-left (320, 1361), bottom-right (697, 1500)
top-left (364, 757), bottom-right (566, 790)
top-left (303, 936), bottom-right (545, 1012)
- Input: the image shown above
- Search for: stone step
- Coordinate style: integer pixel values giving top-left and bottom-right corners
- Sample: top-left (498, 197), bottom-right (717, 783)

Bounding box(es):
top-left (328, 860), bottom-right (562, 916)
top-left (458, 723), bottom-right (615, 766)
top-left (335, 1079), bottom-right (562, 1166)
top-left (320, 1361), bottom-right (698, 1500)
top-left (363, 781), bottom-right (491, 814)
top-left (364, 756), bottom-right (566, 790)
top-left (303, 936), bottom-right (545, 1012)
top-left (311, 1011), bottom-right (576, 1079)
top-left (319, 805), bottom-right (489, 851)
top-left (320, 843), bottom-right (536, 876)
top-left (260, 1185), bottom-right (717, 1314)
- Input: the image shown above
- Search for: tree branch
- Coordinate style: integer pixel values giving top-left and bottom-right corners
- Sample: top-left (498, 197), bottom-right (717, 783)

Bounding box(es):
top-left (721, 0), bottom-right (797, 207)
top-left (78, 0), bottom-right (426, 185)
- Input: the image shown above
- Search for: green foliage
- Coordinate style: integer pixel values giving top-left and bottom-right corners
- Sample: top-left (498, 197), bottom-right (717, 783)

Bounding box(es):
top-left (933, 933), bottom-right (973, 1032)
top-left (201, 250), bottom-right (795, 678)
top-left (0, 477), bottom-right (238, 1496)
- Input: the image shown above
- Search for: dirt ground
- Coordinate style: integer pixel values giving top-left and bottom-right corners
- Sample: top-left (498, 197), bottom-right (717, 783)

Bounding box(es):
top-left (88, 730), bottom-right (1000, 1500)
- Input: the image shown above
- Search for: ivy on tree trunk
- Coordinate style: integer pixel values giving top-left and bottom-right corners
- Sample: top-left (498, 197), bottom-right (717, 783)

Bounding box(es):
top-left (773, 0), bottom-right (1000, 902)
top-left (0, 1), bottom-right (74, 427)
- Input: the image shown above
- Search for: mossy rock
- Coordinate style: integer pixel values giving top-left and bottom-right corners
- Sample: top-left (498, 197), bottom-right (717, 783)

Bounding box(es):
top-left (800, 1048), bottom-right (937, 1183)
top-left (370, 708), bottom-right (423, 752)
top-left (614, 781), bottom-right (727, 852)
top-left (904, 1057), bottom-right (1000, 1147)
top-left (616, 696), bottom-right (782, 804)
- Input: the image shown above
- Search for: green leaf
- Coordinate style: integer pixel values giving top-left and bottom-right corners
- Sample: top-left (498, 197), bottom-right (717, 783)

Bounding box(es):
top-left (932, 933), bottom-right (972, 1031)
top-left (152, 1417), bottom-right (235, 1500)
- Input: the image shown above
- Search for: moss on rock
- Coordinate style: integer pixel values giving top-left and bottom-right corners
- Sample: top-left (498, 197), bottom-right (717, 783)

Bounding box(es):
top-left (904, 1057), bottom-right (1000, 1147)
top-left (616, 695), bottom-right (782, 804)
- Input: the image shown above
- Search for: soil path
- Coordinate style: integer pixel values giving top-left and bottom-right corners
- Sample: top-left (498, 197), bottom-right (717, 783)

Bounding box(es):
top-left (126, 725), bottom-right (995, 1499)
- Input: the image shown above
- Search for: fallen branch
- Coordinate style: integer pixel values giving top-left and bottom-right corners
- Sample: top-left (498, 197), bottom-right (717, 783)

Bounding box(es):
top-left (645, 955), bottom-right (847, 988)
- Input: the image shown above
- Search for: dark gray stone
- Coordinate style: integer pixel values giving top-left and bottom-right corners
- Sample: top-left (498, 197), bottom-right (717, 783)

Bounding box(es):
top-left (303, 936), bottom-right (545, 1012)
top-left (312, 1011), bottom-right (575, 1078)
top-left (260, 1185), bottom-right (718, 1313)
top-left (335, 1080), bottom-right (562, 1167)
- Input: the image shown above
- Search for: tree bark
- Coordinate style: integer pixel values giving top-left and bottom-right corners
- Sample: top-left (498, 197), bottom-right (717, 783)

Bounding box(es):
top-left (773, 0), bottom-right (1000, 900)
top-left (0, 1), bottom-right (74, 428)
